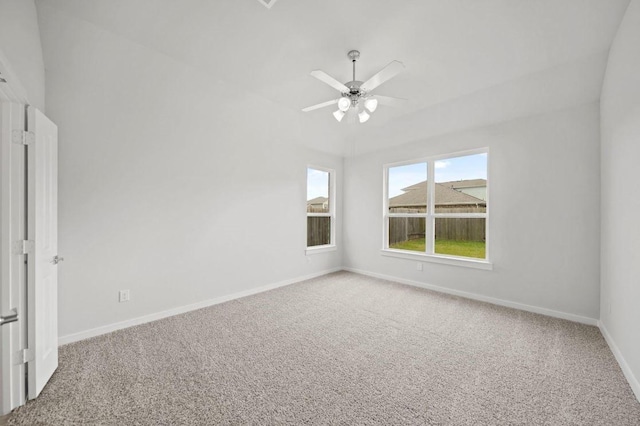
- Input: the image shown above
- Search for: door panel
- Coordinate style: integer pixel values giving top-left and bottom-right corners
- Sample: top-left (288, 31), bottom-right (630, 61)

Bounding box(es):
top-left (27, 107), bottom-right (58, 400)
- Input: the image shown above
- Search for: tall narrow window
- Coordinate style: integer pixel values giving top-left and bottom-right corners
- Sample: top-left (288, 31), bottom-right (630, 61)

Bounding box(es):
top-left (307, 167), bottom-right (335, 249)
top-left (434, 153), bottom-right (487, 259)
top-left (384, 150), bottom-right (489, 264)
top-left (387, 162), bottom-right (428, 252)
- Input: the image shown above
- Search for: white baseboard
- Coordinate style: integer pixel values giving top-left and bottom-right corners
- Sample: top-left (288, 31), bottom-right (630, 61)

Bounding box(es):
top-left (58, 267), bottom-right (342, 345)
top-left (343, 267), bottom-right (599, 326)
top-left (599, 322), bottom-right (640, 403)
top-left (58, 266), bottom-right (640, 405)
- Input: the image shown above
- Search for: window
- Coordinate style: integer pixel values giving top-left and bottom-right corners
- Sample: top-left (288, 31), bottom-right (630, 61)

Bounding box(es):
top-left (307, 166), bottom-right (335, 252)
top-left (383, 150), bottom-right (489, 267)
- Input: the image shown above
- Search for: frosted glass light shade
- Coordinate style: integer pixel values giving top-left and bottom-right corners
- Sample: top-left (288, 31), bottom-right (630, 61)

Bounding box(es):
top-left (333, 109), bottom-right (346, 122)
top-left (364, 98), bottom-right (378, 113)
top-left (338, 97), bottom-right (351, 112)
top-left (358, 110), bottom-right (370, 123)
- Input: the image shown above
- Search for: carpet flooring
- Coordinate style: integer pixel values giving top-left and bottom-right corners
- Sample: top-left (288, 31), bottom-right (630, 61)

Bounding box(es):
top-left (9, 271), bottom-right (640, 425)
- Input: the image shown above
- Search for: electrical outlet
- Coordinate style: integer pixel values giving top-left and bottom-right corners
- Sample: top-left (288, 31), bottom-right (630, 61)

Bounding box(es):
top-left (416, 262), bottom-right (423, 271)
top-left (119, 290), bottom-right (130, 303)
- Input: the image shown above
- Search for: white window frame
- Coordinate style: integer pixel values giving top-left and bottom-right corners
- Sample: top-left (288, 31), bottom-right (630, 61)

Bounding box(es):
top-left (306, 165), bottom-right (336, 255)
top-left (382, 148), bottom-right (492, 270)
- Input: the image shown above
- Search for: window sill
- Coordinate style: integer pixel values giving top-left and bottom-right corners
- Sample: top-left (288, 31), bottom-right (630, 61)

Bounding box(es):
top-left (380, 249), bottom-right (493, 270)
top-left (306, 245), bottom-right (337, 255)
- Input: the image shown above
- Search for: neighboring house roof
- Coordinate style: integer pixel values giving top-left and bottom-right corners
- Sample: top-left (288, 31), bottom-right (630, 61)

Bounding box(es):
top-left (307, 196), bottom-right (328, 205)
top-left (389, 181), bottom-right (486, 207)
top-left (439, 179), bottom-right (486, 189)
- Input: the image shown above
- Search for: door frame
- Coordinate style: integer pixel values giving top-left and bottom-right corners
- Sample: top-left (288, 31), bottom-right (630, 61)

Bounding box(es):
top-left (0, 51), bottom-right (30, 415)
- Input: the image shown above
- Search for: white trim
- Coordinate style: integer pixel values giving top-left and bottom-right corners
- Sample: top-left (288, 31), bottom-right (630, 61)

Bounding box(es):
top-left (383, 147), bottom-right (490, 169)
top-left (382, 166), bottom-right (390, 249)
top-left (427, 156), bottom-right (435, 254)
top-left (58, 267), bottom-right (342, 345)
top-left (306, 165), bottom-right (336, 249)
top-left (381, 249), bottom-right (493, 270)
top-left (343, 267), bottom-right (598, 326)
top-left (432, 213), bottom-right (487, 219)
top-left (388, 213), bottom-right (428, 218)
top-left (382, 149), bottom-right (490, 265)
top-left (305, 245), bottom-right (337, 255)
top-left (599, 321), bottom-right (640, 403)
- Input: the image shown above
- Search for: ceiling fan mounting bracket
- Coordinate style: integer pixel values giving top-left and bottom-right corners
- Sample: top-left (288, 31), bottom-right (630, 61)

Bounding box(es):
top-left (347, 50), bottom-right (360, 62)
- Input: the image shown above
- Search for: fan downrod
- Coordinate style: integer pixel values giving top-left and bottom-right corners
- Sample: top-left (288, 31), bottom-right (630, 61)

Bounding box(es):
top-left (345, 50), bottom-right (363, 99)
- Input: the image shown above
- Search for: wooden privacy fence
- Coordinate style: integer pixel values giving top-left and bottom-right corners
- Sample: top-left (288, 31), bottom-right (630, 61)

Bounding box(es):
top-left (389, 217), bottom-right (426, 245)
top-left (307, 217), bottom-right (330, 246)
top-left (389, 217), bottom-right (485, 244)
top-left (307, 206), bottom-right (329, 213)
top-left (434, 217), bottom-right (485, 242)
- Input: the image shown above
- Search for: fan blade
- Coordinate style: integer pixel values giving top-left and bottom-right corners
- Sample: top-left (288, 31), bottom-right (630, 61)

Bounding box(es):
top-left (360, 61), bottom-right (405, 92)
top-left (374, 95), bottom-right (407, 108)
top-left (301, 99), bottom-right (338, 112)
top-left (310, 70), bottom-right (350, 93)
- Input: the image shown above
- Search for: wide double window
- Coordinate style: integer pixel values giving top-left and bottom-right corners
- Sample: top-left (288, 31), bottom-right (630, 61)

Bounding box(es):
top-left (383, 150), bottom-right (489, 266)
top-left (306, 166), bottom-right (335, 251)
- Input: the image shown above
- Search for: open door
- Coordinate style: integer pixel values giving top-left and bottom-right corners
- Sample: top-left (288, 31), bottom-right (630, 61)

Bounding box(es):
top-left (26, 106), bottom-right (58, 399)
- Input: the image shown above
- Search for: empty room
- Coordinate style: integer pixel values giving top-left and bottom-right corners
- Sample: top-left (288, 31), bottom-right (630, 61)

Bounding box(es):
top-left (1, 0), bottom-right (640, 424)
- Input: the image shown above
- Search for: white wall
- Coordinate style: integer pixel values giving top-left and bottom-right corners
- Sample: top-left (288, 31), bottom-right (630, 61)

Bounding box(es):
top-left (0, 0), bottom-right (45, 110)
top-left (37, 6), bottom-right (343, 339)
top-left (344, 103), bottom-right (601, 322)
top-left (600, 0), bottom-right (640, 399)
top-left (33, 3), bottom-right (630, 374)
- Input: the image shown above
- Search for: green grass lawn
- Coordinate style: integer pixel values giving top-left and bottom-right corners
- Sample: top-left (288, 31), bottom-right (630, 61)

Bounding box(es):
top-left (390, 238), bottom-right (486, 259)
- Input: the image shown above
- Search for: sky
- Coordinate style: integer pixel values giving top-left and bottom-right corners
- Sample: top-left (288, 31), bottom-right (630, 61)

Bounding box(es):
top-left (307, 153), bottom-right (487, 200)
top-left (307, 168), bottom-right (329, 200)
top-left (388, 153), bottom-right (487, 197)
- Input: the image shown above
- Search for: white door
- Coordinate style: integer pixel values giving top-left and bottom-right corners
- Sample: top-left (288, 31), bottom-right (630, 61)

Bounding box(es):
top-left (0, 102), bottom-right (27, 414)
top-left (26, 106), bottom-right (58, 399)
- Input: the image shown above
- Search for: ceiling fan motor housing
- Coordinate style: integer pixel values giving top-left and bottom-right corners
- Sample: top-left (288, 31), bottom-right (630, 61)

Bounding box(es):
top-left (343, 80), bottom-right (365, 106)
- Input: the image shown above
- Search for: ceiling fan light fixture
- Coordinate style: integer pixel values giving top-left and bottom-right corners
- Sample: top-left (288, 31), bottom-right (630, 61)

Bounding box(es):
top-left (302, 50), bottom-right (406, 124)
top-left (338, 97), bottom-right (351, 112)
top-left (364, 98), bottom-right (378, 113)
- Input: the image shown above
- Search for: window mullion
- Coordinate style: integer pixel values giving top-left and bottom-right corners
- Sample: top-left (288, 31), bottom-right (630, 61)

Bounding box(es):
top-left (426, 160), bottom-right (435, 254)
top-left (433, 213), bottom-right (487, 219)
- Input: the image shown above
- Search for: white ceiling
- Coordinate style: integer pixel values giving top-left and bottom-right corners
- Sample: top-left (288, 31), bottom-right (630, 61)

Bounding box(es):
top-left (36, 0), bottom-right (630, 155)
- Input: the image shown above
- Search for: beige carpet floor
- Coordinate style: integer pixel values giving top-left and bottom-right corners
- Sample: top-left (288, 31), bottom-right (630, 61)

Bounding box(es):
top-left (9, 271), bottom-right (640, 425)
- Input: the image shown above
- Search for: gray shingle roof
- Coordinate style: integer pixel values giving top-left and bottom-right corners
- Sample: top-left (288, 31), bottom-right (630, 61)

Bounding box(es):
top-left (389, 181), bottom-right (486, 207)
top-left (440, 179), bottom-right (487, 189)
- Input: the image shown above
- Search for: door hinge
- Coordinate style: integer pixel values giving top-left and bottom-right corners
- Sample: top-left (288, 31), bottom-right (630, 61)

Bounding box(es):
top-left (15, 240), bottom-right (35, 255)
top-left (12, 130), bottom-right (35, 146)
top-left (14, 348), bottom-right (34, 365)
top-left (21, 349), bottom-right (34, 364)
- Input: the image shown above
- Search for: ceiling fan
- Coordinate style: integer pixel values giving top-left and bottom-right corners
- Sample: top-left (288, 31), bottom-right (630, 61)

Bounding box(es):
top-left (302, 50), bottom-right (406, 123)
